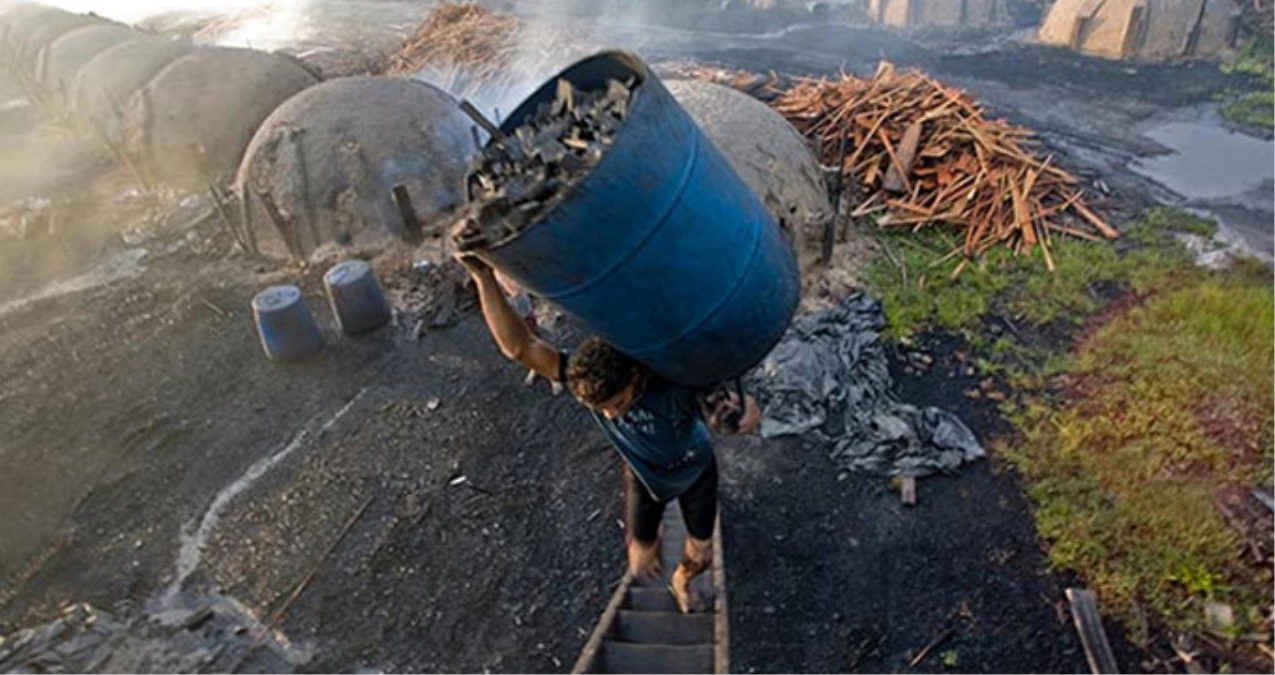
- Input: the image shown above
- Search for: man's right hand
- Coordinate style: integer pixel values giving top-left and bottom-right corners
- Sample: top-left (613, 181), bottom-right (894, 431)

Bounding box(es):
top-left (458, 252), bottom-right (564, 382)
top-left (455, 253), bottom-right (494, 281)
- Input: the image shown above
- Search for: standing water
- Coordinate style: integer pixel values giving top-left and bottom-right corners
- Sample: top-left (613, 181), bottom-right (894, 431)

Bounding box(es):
top-left (1132, 116), bottom-right (1275, 259)
top-left (1134, 121), bottom-right (1273, 200)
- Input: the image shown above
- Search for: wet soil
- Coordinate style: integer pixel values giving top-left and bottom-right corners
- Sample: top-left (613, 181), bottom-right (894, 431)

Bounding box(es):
top-left (720, 328), bottom-right (1150, 673)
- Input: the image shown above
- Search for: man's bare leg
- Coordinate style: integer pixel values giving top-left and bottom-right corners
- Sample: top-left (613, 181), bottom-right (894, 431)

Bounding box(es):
top-left (670, 535), bottom-right (712, 613)
top-left (628, 536), bottom-right (662, 579)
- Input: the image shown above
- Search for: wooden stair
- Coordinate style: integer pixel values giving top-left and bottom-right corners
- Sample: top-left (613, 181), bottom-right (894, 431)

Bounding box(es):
top-left (572, 503), bottom-right (728, 674)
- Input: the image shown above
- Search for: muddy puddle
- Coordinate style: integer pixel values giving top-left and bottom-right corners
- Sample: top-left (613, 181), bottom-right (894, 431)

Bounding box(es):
top-left (1132, 113), bottom-right (1275, 258)
top-left (1135, 121), bottom-right (1274, 200)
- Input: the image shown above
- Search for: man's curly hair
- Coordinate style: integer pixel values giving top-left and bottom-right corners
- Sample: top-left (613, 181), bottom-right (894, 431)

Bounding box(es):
top-left (566, 337), bottom-right (639, 406)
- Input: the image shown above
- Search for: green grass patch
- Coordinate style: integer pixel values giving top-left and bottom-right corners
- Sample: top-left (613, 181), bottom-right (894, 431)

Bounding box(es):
top-left (1221, 35), bottom-right (1274, 84)
top-left (861, 207), bottom-right (1208, 339)
top-left (1218, 35), bottom-right (1274, 129)
top-left (1219, 91), bottom-right (1275, 129)
top-left (1001, 278), bottom-right (1274, 635)
top-left (861, 207), bottom-right (1274, 646)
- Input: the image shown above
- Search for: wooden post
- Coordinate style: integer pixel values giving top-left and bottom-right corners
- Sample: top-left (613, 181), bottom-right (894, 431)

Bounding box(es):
top-left (1120, 1), bottom-right (1147, 59)
top-left (208, 183), bottom-right (246, 251)
top-left (392, 184), bottom-right (423, 242)
top-left (820, 134), bottom-right (849, 266)
top-left (1180, 0), bottom-right (1209, 56)
top-left (286, 127), bottom-right (322, 252)
top-left (571, 572), bottom-right (632, 674)
top-left (239, 189), bottom-right (258, 255)
top-left (1066, 588), bottom-right (1119, 674)
top-left (459, 99), bottom-right (502, 139)
top-left (258, 189), bottom-right (303, 260)
top-left (712, 512), bottom-right (729, 675)
top-left (901, 476), bottom-right (917, 506)
top-left (1071, 0), bottom-right (1103, 49)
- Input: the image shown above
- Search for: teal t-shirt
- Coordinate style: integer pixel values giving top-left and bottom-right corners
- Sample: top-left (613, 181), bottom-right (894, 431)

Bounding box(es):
top-left (592, 376), bottom-right (715, 502)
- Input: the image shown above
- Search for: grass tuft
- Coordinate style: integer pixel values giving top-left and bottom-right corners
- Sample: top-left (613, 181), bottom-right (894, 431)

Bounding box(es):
top-left (1218, 35), bottom-right (1275, 129)
top-left (1003, 278), bottom-right (1273, 634)
top-left (860, 206), bottom-right (1274, 646)
top-left (861, 208), bottom-right (1205, 339)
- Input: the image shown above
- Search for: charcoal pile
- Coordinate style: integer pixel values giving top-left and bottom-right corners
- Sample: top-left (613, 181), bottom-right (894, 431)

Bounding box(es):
top-left (381, 256), bottom-right (477, 333)
top-left (453, 77), bottom-right (635, 251)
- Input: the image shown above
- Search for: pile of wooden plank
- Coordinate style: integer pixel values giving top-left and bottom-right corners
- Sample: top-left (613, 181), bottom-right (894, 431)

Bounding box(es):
top-left (773, 62), bottom-right (1118, 273)
top-left (385, 2), bottom-right (518, 77)
top-left (384, 2), bottom-right (594, 88)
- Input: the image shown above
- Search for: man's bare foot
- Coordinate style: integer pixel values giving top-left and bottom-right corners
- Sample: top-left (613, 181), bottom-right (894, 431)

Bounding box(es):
top-left (670, 537), bottom-right (712, 613)
top-left (669, 574), bottom-right (699, 614)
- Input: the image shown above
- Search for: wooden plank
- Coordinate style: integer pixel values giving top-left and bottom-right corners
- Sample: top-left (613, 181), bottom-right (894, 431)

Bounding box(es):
top-left (571, 571), bottom-right (633, 674)
top-left (615, 611), bottom-right (712, 645)
top-left (1120, 1), bottom-right (1147, 58)
top-left (1071, 200), bottom-right (1120, 239)
top-left (627, 587), bottom-right (679, 612)
top-left (1066, 588), bottom-right (1120, 674)
top-left (602, 642), bottom-right (713, 674)
top-left (901, 476), bottom-right (917, 506)
top-left (1069, 13), bottom-right (1092, 48)
top-left (884, 121), bottom-right (923, 193)
top-left (711, 513), bottom-right (729, 675)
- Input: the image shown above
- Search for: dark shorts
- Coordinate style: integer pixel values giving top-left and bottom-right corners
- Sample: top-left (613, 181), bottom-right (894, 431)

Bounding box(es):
top-left (624, 457), bottom-right (718, 543)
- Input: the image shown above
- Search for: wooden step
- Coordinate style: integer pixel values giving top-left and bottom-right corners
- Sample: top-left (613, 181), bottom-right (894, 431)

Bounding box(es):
top-left (660, 535), bottom-right (684, 571)
top-left (602, 642), bottom-right (713, 674)
top-left (573, 506), bottom-right (726, 674)
top-left (626, 587), bottom-right (679, 612)
top-left (614, 610), bottom-right (711, 645)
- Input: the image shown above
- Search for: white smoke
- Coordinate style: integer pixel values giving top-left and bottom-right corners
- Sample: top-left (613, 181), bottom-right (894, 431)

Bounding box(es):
top-left (33, 0), bottom-right (312, 50)
top-left (409, 0), bottom-right (669, 128)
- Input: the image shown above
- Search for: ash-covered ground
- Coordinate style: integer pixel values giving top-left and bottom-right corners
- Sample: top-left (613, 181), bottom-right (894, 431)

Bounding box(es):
top-left (1, 1), bottom-right (1270, 673)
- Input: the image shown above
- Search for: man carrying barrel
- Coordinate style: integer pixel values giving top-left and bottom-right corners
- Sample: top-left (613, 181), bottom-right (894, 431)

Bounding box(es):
top-left (457, 254), bottom-right (762, 613)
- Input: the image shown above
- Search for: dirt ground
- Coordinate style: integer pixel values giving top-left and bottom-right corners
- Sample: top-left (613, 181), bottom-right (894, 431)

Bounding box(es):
top-left (1, 1), bottom-right (1270, 673)
top-left (718, 326), bottom-right (1147, 674)
top-left (0, 201), bottom-right (629, 671)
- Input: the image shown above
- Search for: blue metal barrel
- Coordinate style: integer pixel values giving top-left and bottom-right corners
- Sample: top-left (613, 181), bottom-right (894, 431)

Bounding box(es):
top-left (470, 51), bottom-right (800, 388)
